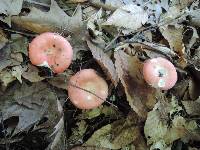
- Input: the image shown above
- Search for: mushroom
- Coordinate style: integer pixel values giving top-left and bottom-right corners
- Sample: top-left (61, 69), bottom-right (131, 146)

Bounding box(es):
top-left (29, 32), bottom-right (73, 73)
top-left (143, 57), bottom-right (177, 90)
top-left (67, 69), bottom-right (108, 109)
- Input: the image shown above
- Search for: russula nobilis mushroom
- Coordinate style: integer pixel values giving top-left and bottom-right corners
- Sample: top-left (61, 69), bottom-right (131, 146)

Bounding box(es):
top-left (143, 57), bottom-right (177, 90)
top-left (67, 69), bottom-right (108, 109)
top-left (29, 32), bottom-right (73, 73)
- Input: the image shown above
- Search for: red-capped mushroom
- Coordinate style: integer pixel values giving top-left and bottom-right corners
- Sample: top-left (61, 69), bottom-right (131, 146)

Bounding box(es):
top-left (29, 32), bottom-right (73, 73)
top-left (67, 69), bottom-right (108, 109)
top-left (143, 57), bottom-right (177, 90)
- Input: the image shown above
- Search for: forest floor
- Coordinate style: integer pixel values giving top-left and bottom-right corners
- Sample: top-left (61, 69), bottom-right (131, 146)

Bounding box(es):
top-left (0, 0), bottom-right (200, 150)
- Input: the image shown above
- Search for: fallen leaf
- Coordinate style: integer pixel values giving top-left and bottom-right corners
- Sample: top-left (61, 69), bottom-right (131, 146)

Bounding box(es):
top-left (84, 114), bottom-right (140, 149)
top-left (0, 29), bottom-right (8, 49)
top-left (87, 9), bottom-right (107, 47)
top-left (10, 53), bottom-right (24, 63)
top-left (0, 44), bottom-right (21, 72)
top-left (0, 69), bottom-right (16, 87)
top-left (11, 65), bottom-right (27, 83)
top-left (144, 99), bottom-right (198, 147)
top-left (103, 4), bottom-right (148, 31)
top-left (172, 79), bottom-right (190, 100)
top-left (68, 120), bottom-right (87, 146)
top-left (188, 78), bottom-right (200, 100)
top-left (10, 34), bottom-right (29, 55)
top-left (87, 40), bottom-right (118, 86)
top-left (22, 64), bottom-right (44, 82)
top-left (129, 42), bottom-right (177, 59)
top-left (182, 98), bottom-right (200, 116)
top-left (47, 117), bottom-right (65, 149)
top-left (0, 0), bottom-right (23, 26)
top-left (114, 50), bottom-right (157, 118)
top-left (184, 27), bottom-right (199, 53)
top-left (47, 70), bottom-right (73, 89)
top-left (78, 105), bottom-right (121, 120)
top-left (90, 0), bottom-right (123, 11)
top-left (12, 0), bottom-right (83, 34)
top-left (68, 0), bottom-right (88, 2)
top-left (71, 146), bottom-right (110, 150)
top-left (188, 9), bottom-right (200, 27)
top-left (160, 25), bottom-right (187, 68)
top-left (0, 82), bottom-right (60, 135)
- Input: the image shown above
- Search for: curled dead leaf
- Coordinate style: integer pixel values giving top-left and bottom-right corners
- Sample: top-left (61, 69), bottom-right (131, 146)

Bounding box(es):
top-left (103, 4), bottom-right (148, 31)
top-left (12, 0), bottom-right (83, 34)
top-left (114, 50), bottom-right (158, 119)
top-left (160, 25), bottom-right (187, 68)
top-left (87, 40), bottom-right (118, 86)
top-left (22, 64), bottom-right (44, 82)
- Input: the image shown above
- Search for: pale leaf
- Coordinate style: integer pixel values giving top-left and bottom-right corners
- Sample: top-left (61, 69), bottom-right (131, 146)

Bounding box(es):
top-left (103, 4), bottom-right (148, 31)
top-left (11, 65), bottom-right (27, 83)
top-left (0, 0), bottom-right (23, 26)
top-left (144, 100), bottom-right (198, 146)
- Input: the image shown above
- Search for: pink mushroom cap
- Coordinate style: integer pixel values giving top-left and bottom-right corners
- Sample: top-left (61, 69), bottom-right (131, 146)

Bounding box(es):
top-left (143, 57), bottom-right (177, 90)
top-left (29, 32), bottom-right (73, 73)
top-left (67, 69), bottom-right (108, 109)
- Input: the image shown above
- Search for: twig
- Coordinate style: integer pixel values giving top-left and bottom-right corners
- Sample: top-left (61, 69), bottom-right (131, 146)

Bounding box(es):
top-left (68, 82), bottom-right (119, 109)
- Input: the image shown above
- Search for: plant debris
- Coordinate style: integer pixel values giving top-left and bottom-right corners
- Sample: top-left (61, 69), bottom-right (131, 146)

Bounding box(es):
top-left (0, 0), bottom-right (200, 150)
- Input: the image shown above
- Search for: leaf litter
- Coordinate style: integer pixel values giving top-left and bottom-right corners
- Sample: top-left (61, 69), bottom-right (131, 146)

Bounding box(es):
top-left (0, 0), bottom-right (200, 149)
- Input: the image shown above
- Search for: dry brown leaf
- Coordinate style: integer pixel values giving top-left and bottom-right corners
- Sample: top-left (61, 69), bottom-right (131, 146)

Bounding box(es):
top-left (160, 25), bottom-right (187, 68)
top-left (12, 0), bottom-right (83, 34)
top-left (87, 40), bottom-right (118, 86)
top-left (188, 78), bottom-right (200, 100)
top-left (22, 64), bottom-right (44, 82)
top-left (114, 50), bottom-right (157, 118)
top-left (172, 79), bottom-right (190, 100)
top-left (144, 99), bottom-right (198, 148)
top-left (0, 29), bottom-right (8, 49)
top-left (47, 70), bottom-right (73, 89)
top-left (182, 98), bottom-right (200, 116)
top-left (0, 69), bottom-right (16, 87)
top-left (132, 134), bottom-right (149, 150)
top-left (84, 114), bottom-right (140, 149)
